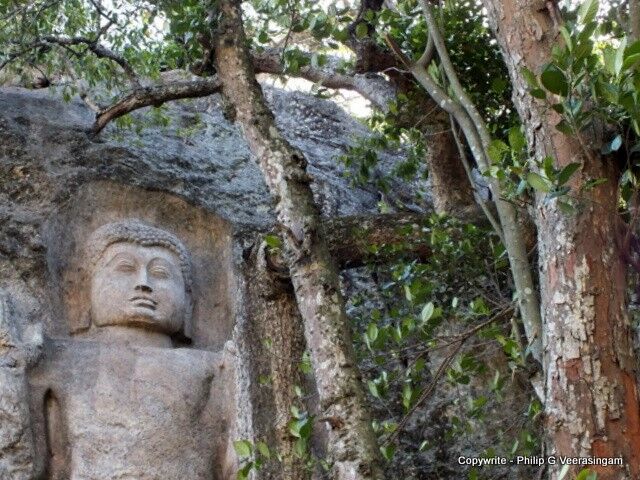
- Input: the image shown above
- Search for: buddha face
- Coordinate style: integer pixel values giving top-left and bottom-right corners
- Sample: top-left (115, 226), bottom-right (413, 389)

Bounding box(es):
top-left (90, 242), bottom-right (188, 335)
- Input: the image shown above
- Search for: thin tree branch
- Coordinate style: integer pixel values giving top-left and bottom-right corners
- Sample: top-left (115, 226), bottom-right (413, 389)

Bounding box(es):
top-left (386, 339), bottom-right (465, 445)
top-left (385, 27), bottom-right (543, 363)
top-left (88, 0), bottom-right (122, 28)
top-left (252, 49), bottom-right (396, 111)
top-left (92, 77), bottom-right (222, 134)
top-left (449, 115), bottom-right (505, 243)
top-left (385, 304), bottom-right (513, 445)
top-left (421, 1), bottom-right (490, 149)
top-left (39, 34), bottom-right (139, 88)
top-left (415, 34), bottom-right (435, 68)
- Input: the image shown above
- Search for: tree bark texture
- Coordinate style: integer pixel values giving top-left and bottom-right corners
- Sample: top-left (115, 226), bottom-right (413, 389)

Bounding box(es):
top-left (242, 245), bottom-right (309, 479)
top-left (92, 77), bottom-right (222, 133)
top-left (213, 1), bottom-right (383, 478)
top-left (482, 2), bottom-right (640, 478)
top-left (630, 0), bottom-right (640, 42)
top-left (349, 0), bottom-right (477, 219)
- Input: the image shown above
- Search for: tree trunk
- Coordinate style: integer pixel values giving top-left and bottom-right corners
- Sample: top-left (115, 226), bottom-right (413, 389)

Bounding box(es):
top-left (213, 1), bottom-right (383, 478)
top-left (630, 0), bottom-right (640, 42)
top-left (421, 111), bottom-right (477, 217)
top-left (482, 2), bottom-right (640, 478)
top-left (347, 0), bottom-right (477, 219)
top-left (243, 244), bottom-right (309, 479)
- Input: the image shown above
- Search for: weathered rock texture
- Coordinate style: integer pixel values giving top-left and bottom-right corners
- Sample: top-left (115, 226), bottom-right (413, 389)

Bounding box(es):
top-left (0, 84), bottom-right (413, 479)
top-left (0, 84), bottom-right (530, 479)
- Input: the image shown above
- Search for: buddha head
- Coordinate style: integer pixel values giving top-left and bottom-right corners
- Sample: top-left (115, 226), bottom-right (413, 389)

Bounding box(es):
top-left (85, 220), bottom-right (193, 341)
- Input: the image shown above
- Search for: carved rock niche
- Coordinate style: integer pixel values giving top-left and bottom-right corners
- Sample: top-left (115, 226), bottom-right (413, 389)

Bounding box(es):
top-left (44, 181), bottom-right (236, 350)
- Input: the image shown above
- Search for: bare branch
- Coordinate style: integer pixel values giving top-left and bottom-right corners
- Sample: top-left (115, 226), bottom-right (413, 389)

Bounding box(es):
top-left (385, 304), bottom-right (514, 445)
top-left (39, 35), bottom-right (139, 88)
top-left (449, 115), bottom-right (505, 243)
top-left (415, 34), bottom-right (435, 68)
top-left (92, 77), bottom-right (222, 134)
top-left (252, 49), bottom-right (396, 111)
top-left (88, 0), bottom-right (121, 29)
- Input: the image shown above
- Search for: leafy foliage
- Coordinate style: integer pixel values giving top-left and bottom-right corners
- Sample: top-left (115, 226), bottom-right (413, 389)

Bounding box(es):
top-left (343, 215), bottom-right (541, 478)
top-left (524, 0), bottom-right (640, 208)
top-left (1, 0), bottom-right (623, 478)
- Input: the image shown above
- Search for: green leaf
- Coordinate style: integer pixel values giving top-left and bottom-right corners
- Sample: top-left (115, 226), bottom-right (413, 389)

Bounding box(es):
top-left (402, 383), bottom-right (413, 409)
top-left (556, 119), bottom-right (574, 135)
top-left (576, 469), bottom-right (597, 480)
top-left (557, 163), bottom-right (581, 185)
top-left (288, 419), bottom-right (301, 438)
top-left (615, 37), bottom-right (628, 75)
top-left (367, 323), bottom-right (379, 342)
top-left (626, 39), bottom-right (640, 58)
top-left (582, 178), bottom-right (608, 190)
top-left (558, 200), bottom-right (575, 214)
top-left (578, 0), bottom-right (599, 25)
top-left (404, 284), bottom-right (413, 303)
top-left (559, 25), bottom-right (573, 51)
top-left (299, 351), bottom-right (313, 374)
top-left (508, 127), bottom-right (526, 151)
top-left (543, 156), bottom-right (555, 178)
top-left (257, 441), bottom-right (271, 459)
top-left (487, 139), bottom-right (509, 163)
top-left (541, 64), bottom-right (569, 96)
top-left (368, 380), bottom-right (380, 398)
top-left (579, 21), bottom-right (598, 45)
top-left (237, 462), bottom-right (254, 480)
top-left (380, 445), bottom-right (395, 461)
top-left (234, 440), bottom-right (253, 459)
top-left (603, 46), bottom-right (617, 75)
top-left (521, 67), bottom-right (539, 88)
top-left (557, 464), bottom-right (571, 480)
top-left (622, 52), bottom-right (640, 71)
top-left (530, 88), bottom-right (547, 99)
top-left (526, 172), bottom-right (551, 193)
top-left (264, 234), bottom-right (282, 248)
top-left (420, 302), bottom-right (434, 323)
top-left (293, 438), bottom-right (307, 457)
top-left (298, 417), bottom-right (313, 439)
top-left (355, 22), bottom-right (368, 39)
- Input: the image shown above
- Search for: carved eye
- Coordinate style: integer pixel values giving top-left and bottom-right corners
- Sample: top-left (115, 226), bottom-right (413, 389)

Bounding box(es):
top-left (150, 266), bottom-right (170, 279)
top-left (115, 261), bottom-right (136, 273)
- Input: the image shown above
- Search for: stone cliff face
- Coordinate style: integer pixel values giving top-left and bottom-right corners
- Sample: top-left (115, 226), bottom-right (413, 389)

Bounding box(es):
top-left (0, 85), bottom-right (530, 480)
top-left (0, 85), bottom-right (418, 479)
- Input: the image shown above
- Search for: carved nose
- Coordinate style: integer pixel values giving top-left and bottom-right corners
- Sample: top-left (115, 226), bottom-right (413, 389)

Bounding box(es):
top-left (133, 268), bottom-right (152, 292)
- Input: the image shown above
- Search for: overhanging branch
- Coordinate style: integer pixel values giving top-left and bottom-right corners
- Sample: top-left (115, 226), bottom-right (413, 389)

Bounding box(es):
top-left (91, 77), bottom-right (222, 134)
top-left (39, 34), bottom-right (139, 88)
top-left (252, 49), bottom-right (396, 110)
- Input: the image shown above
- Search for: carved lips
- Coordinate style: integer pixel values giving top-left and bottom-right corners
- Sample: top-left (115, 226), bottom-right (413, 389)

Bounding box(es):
top-left (129, 295), bottom-right (158, 311)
